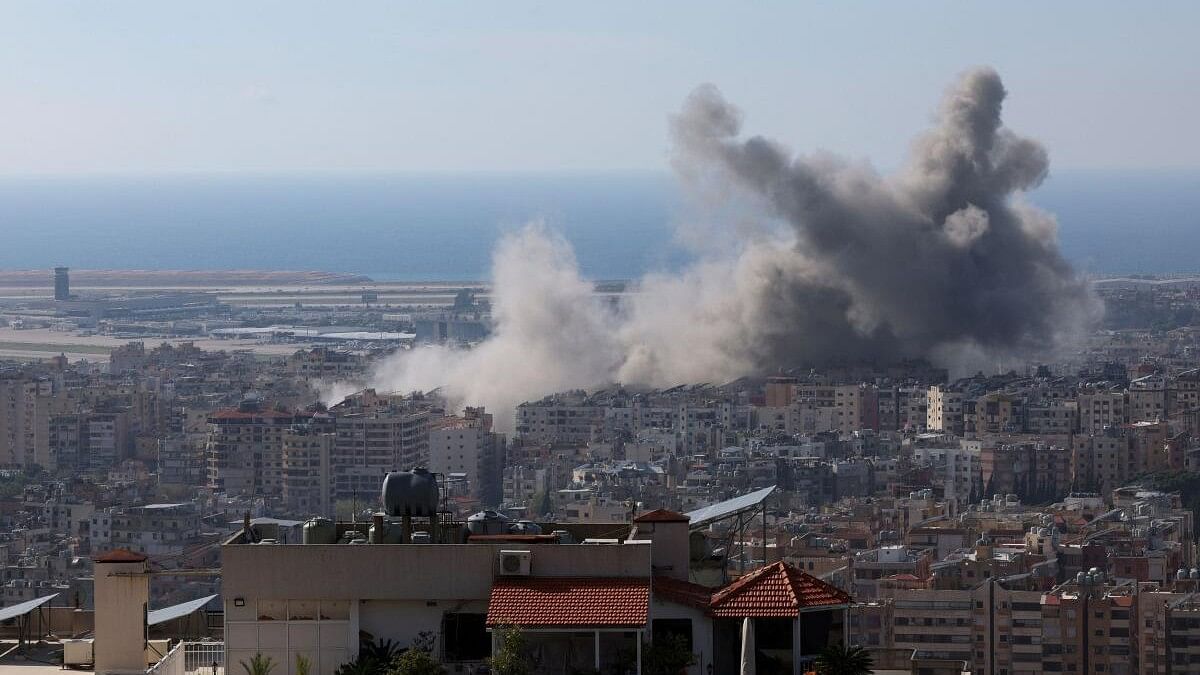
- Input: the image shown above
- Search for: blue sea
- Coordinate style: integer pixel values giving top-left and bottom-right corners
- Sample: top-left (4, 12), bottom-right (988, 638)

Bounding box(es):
top-left (0, 170), bottom-right (1196, 280)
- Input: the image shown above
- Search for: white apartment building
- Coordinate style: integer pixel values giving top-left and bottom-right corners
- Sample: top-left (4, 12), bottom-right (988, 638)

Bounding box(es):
top-left (429, 407), bottom-right (503, 503)
top-left (927, 386), bottom-right (965, 434)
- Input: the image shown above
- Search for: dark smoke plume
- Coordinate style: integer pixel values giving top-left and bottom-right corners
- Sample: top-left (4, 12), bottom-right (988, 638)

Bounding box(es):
top-left (362, 68), bottom-right (1100, 427)
top-left (667, 67), bottom-right (1099, 371)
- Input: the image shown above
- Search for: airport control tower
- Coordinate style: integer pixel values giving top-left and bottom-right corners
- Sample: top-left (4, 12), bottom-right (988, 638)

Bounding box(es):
top-left (54, 267), bottom-right (70, 301)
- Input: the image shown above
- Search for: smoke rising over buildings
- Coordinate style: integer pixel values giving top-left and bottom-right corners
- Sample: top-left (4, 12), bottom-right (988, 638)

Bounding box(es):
top-left (367, 68), bottom-right (1100, 426)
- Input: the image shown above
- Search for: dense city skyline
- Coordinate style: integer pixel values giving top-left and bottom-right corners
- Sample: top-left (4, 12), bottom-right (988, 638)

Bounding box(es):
top-left (3, 5), bottom-right (1200, 675)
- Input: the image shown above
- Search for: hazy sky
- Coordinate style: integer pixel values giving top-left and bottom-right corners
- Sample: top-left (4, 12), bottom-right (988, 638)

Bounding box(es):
top-left (1, 2), bottom-right (1197, 174)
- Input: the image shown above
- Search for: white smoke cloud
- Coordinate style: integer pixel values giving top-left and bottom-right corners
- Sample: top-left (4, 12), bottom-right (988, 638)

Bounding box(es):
top-left (367, 223), bottom-right (621, 427)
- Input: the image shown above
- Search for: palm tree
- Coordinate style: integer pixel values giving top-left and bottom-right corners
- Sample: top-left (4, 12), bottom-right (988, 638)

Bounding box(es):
top-left (241, 653), bottom-right (277, 675)
top-left (813, 644), bottom-right (872, 675)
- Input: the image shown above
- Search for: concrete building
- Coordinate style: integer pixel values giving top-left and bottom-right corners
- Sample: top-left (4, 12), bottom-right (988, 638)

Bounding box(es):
top-left (516, 398), bottom-right (605, 445)
top-left (429, 407), bottom-right (504, 506)
top-left (331, 407), bottom-right (430, 503)
top-left (100, 503), bottom-right (201, 556)
top-left (0, 373), bottom-right (55, 469)
top-left (1129, 373), bottom-right (1169, 423)
top-left (1077, 390), bottom-right (1128, 433)
top-left (281, 416), bottom-right (335, 518)
top-left (928, 386), bottom-right (965, 435)
top-left (909, 446), bottom-right (981, 509)
top-left (205, 401), bottom-right (297, 497)
top-left (53, 267), bottom-right (70, 302)
top-left (220, 507), bottom-right (852, 675)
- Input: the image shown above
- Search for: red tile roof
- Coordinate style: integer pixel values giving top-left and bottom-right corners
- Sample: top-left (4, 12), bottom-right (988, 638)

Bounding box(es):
top-left (634, 509), bottom-right (690, 524)
top-left (93, 548), bottom-right (148, 563)
top-left (709, 561), bottom-right (851, 618)
top-left (487, 577), bottom-right (649, 628)
top-left (652, 576), bottom-right (713, 610)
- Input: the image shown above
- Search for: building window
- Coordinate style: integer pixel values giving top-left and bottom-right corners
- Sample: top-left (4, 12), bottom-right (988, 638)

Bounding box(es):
top-left (652, 618), bottom-right (694, 651)
top-left (442, 613), bottom-right (489, 662)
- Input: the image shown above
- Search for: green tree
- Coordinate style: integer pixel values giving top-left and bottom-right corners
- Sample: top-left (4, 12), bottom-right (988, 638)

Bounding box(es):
top-left (813, 644), bottom-right (873, 675)
top-left (335, 637), bottom-right (403, 675)
top-left (240, 653), bottom-right (278, 675)
top-left (388, 631), bottom-right (445, 675)
top-left (488, 626), bottom-right (532, 675)
top-left (294, 654), bottom-right (312, 675)
top-left (388, 649), bottom-right (445, 675)
top-left (642, 633), bottom-right (696, 675)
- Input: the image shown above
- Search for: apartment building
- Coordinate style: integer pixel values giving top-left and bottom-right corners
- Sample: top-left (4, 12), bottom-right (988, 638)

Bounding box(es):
top-left (332, 408), bottom-right (430, 503)
top-left (1072, 430), bottom-right (1137, 496)
top-left (1129, 373), bottom-right (1169, 423)
top-left (205, 400), bottom-right (298, 497)
top-left (95, 502), bottom-right (202, 556)
top-left (981, 442), bottom-right (1071, 504)
top-left (974, 393), bottom-right (1021, 434)
top-left (516, 399), bottom-right (605, 444)
top-left (1025, 398), bottom-right (1078, 435)
top-left (1039, 580), bottom-right (1137, 675)
top-left (428, 406), bottom-right (504, 505)
top-left (281, 416), bottom-right (335, 518)
top-left (285, 347), bottom-right (365, 380)
top-left (909, 446), bottom-right (981, 509)
top-left (158, 434), bottom-right (206, 492)
top-left (928, 386), bottom-right (965, 435)
top-left (1077, 390), bottom-right (1127, 433)
top-left (889, 589), bottom-right (974, 666)
top-left (0, 373), bottom-right (54, 468)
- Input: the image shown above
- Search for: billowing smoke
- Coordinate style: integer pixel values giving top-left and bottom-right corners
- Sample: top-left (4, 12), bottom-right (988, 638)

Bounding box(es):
top-left (363, 68), bottom-right (1100, 428)
top-left (365, 223), bottom-right (622, 422)
top-left (661, 66), bottom-right (1099, 370)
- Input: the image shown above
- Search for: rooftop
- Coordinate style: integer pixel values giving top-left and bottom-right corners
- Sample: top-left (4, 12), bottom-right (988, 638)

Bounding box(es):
top-left (486, 576), bottom-right (650, 628)
top-left (633, 508), bottom-right (689, 524)
top-left (708, 561), bottom-right (852, 618)
top-left (92, 548), bottom-right (147, 563)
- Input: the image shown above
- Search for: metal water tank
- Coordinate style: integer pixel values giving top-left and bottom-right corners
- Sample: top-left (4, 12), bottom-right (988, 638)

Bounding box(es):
top-left (467, 510), bottom-right (510, 536)
top-left (303, 517), bottom-right (337, 545)
top-left (381, 469), bottom-right (440, 517)
top-left (509, 521), bottom-right (542, 535)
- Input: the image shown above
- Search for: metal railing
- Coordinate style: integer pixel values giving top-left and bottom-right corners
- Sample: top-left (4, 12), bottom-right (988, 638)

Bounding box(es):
top-left (184, 641), bottom-right (225, 675)
top-left (148, 641), bottom-right (225, 675)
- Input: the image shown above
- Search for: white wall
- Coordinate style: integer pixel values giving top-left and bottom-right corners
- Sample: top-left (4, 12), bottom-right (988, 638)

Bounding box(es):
top-left (650, 599), bottom-right (712, 675)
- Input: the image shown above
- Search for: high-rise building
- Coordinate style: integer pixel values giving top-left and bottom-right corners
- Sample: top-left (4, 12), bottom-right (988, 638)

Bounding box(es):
top-left (54, 266), bottom-right (70, 301)
top-left (281, 415), bottom-right (335, 517)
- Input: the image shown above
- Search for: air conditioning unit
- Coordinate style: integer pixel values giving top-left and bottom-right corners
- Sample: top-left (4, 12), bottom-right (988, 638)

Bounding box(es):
top-left (62, 639), bottom-right (93, 667)
top-left (499, 550), bottom-right (531, 576)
